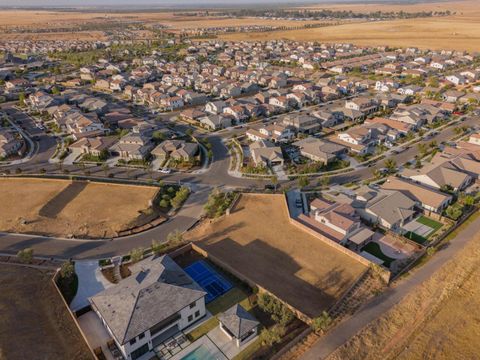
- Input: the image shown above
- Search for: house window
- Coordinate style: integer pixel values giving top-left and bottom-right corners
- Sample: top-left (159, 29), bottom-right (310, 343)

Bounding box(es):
top-left (189, 301), bottom-right (196, 309)
top-left (195, 310), bottom-right (200, 318)
top-left (188, 315), bottom-right (193, 322)
top-left (138, 333), bottom-right (145, 340)
top-left (130, 338), bottom-right (137, 346)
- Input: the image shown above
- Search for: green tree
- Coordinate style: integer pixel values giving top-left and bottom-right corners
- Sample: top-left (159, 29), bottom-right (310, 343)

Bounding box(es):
top-left (445, 205), bottom-right (462, 220)
top-left (17, 248), bottom-right (34, 264)
top-left (311, 311), bottom-right (332, 334)
top-left (384, 159), bottom-right (397, 173)
top-left (159, 199), bottom-right (170, 208)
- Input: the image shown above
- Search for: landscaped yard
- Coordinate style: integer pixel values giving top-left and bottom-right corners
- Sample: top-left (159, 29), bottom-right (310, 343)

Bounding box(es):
top-left (403, 216), bottom-right (444, 246)
top-left (186, 286), bottom-right (253, 342)
top-left (417, 216), bottom-right (443, 235)
top-left (362, 242), bottom-right (396, 268)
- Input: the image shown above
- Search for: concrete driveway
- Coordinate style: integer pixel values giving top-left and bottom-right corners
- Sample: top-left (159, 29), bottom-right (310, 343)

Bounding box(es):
top-left (70, 260), bottom-right (113, 312)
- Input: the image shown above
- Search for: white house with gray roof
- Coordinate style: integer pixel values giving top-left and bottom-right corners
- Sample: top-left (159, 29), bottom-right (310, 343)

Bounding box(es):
top-left (89, 255), bottom-right (207, 360)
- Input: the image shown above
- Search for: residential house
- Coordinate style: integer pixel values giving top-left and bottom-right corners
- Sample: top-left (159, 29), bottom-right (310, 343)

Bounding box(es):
top-left (109, 132), bottom-right (153, 160)
top-left (0, 129), bottom-right (22, 158)
top-left (402, 152), bottom-right (475, 191)
top-left (69, 136), bottom-right (118, 158)
top-left (293, 137), bottom-right (347, 164)
top-left (282, 114), bottom-right (320, 134)
top-left (354, 187), bottom-right (417, 232)
top-left (151, 139), bottom-right (198, 162)
top-left (249, 139), bottom-right (284, 167)
top-left (381, 176), bottom-right (452, 214)
top-left (246, 124), bottom-right (294, 143)
top-left (199, 114), bottom-right (233, 130)
top-left (298, 197), bottom-right (374, 249)
top-left (90, 255), bottom-right (207, 360)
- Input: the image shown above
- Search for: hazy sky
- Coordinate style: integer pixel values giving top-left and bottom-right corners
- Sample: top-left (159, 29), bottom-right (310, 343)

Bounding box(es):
top-left (0, 0), bottom-right (408, 8)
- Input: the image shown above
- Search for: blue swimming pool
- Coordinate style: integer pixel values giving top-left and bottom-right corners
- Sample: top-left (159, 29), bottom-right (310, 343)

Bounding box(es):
top-left (184, 260), bottom-right (233, 303)
top-left (180, 345), bottom-right (217, 360)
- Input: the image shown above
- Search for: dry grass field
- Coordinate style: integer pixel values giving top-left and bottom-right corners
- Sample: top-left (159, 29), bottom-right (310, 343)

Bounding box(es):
top-left (187, 193), bottom-right (367, 318)
top-left (0, 178), bottom-right (158, 238)
top-left (0, 10), bottom-right (322, 29)
top-left (220, 1), bottom-right (480, 52)
top-left (328, 214), bottom-right (480, 360)
top-left (0, 264), bottom-right (93, 360)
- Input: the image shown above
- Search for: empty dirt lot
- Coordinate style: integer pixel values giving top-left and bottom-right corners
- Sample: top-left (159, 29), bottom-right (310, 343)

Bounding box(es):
top-left (0, 178), bottom-right (158, 238)
top-left (0, 264), bottom-right (93, 360)
top-left (188, 193), bottom-right (367, 319)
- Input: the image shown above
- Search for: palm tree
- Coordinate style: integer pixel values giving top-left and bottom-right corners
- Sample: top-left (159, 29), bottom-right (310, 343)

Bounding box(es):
top-left (384, 159), bottom-right (397, 174)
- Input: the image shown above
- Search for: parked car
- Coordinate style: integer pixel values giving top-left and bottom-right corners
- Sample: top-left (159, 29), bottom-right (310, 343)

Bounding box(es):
top-left (160, 168), bottom-right (171, 174)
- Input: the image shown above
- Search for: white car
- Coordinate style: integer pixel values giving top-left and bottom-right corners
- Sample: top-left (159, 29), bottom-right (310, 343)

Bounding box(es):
top-left (160, 168), bottom-right (171, 174)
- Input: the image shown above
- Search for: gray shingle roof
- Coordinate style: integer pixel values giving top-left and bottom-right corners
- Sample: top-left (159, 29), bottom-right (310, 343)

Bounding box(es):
top-left (218, 304), bottom-right (259, 339)
top-left (90, 255), bottom-right (206, 344)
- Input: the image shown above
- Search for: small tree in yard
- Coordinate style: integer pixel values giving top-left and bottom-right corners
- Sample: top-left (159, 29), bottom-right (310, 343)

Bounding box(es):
top-left (17, 248), bottom-right (34, 264)
top-left (60, 261), bottom-right (75, 279)
top-left (311, 311), bottom-right (332, 334)
top-left (384, 159), bottom-right (397, 174)
top-left (130, 247), bottom-right (144, 263)
top-left (167, 229), bottom-right (183, 245)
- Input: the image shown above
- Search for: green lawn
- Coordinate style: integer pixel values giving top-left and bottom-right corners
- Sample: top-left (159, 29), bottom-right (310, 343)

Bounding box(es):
top-left (207, 287), bottom-right (252, 315)
top-left (186, 317), bottom-right (218, 342)
top-left (362, 242), bottom-right (396, 268)
top-left (417, 216), bottom-right (443, 238)
top-left (404, 231), bottom-right (428, 245)
top-left (186, 287), bottom-right (252, 342)
top-left (232, 338), bottom-right (262, 360)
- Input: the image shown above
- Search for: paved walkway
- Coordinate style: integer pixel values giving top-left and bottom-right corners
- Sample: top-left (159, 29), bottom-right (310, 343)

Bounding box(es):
top-left (302, 212), bottom-right (480, 360)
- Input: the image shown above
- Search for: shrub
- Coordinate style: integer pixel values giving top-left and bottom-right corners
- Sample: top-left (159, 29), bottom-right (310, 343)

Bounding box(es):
top-left (259, 325), bottom-right (286, 346)
top-left (129, 247), bottom-right (144, 263)
top-left (258, 293), bottom-right (294, 326)
top-left (204, 190), bottom-right (237, 218)
top-left (159, 199), bottom-right (170, 208)
top-left (17, 248), bottom-right (34, 264)
top-left (167, 229), bottom-right (183, 245)
top-left (311, 311), bottom-right (332, 334)
top-left (60, 261), bottom-right (75, 279)
top-left (171, 186), bottom-right (190, 209)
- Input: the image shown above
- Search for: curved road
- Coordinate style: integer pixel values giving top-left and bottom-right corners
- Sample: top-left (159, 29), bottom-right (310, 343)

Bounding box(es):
top-left (0, 104), bottom-right (475, 261)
